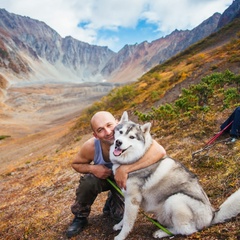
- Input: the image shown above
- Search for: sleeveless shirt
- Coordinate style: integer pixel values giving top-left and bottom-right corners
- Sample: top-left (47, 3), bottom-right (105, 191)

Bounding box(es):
top-left (94, 139), bottom-right (113, 169)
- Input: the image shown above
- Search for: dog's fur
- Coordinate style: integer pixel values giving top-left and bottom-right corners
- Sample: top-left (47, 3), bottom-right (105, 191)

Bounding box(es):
top-left (110, 111), bottom-right (240, 240)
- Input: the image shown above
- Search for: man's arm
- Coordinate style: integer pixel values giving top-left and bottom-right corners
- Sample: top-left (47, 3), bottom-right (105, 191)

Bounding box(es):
top-left (114, 140), bottom-right (166, 189)
top-left (72, 138), bottom-right (112, 179)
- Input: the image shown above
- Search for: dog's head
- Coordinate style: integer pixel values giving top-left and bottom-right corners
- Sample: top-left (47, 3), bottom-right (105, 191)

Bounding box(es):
top-left (110, 111), bottom-right (152, 164)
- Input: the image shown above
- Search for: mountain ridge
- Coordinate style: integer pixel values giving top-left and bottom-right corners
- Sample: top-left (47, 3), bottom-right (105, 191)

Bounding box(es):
top-left (0, 1), bottom-right (239, 88)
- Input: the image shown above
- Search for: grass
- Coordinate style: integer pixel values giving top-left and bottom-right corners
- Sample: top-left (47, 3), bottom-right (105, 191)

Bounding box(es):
top-left (0, 135), bottom-right (10, 140)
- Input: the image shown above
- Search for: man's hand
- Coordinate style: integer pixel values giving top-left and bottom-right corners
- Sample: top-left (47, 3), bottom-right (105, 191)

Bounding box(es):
top-left (114, 165), bottom-right (129, 190)
top-left (92, 165), bottom-right (112, 179)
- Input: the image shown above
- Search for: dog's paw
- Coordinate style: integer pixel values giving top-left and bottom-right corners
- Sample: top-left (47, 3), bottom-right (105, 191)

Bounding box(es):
top-left (114, 236), bottom-right (123, 240)
top-left (153, 229), bottom-right (170, 239)
top-left (113, 222), bottom-right (123, 231)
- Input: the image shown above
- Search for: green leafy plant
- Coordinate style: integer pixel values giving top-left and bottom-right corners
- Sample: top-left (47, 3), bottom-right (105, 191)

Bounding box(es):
top-left (0, 135), bottom-right (10, 140)
top-left (135, 70), bottom-right (239, 124)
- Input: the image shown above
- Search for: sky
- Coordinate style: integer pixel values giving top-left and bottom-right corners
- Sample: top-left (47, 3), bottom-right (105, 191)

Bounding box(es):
top-left (1, 0), bottom-right (233, 52)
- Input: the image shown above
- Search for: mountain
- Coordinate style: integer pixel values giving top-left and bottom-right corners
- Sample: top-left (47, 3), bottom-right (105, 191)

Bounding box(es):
top-left (102, 0), bottom-right (240, 83)
top-left (0, 0), bottom-right (239, 89)
top-left (217, 0), bottom-right (240, 28)
top-left (0, 8), bottom-right (114, 85)
top-left (101, 13), bottom-right (221, 83)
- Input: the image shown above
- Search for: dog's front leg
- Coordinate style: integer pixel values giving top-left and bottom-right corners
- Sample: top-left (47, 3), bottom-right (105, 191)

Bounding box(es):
top-left (114, 193), bottom-right (141, 240)
top-left (113, 219), bottom-right (123, 231)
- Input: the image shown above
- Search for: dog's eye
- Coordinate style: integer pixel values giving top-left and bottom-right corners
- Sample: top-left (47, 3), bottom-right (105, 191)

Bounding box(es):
top-left (129, 136), bottom-right (135, 139)
top-left (119, 130), bottom-right (123, 134)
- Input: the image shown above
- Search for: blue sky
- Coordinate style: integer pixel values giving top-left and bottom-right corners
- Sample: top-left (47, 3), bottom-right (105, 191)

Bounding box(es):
top-left (97, 19), bottom-right (161, 47)
top-left (1, 0), bottom-right (233, 52)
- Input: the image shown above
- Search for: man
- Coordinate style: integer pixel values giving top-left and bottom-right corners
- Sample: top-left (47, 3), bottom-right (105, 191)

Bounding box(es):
top-left (66, 111), bottom-right (166, 238)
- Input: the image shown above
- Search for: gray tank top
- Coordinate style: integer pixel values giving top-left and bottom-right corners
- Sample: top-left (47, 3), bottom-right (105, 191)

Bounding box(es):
top-left (94, 139), bottom-right (113, 169)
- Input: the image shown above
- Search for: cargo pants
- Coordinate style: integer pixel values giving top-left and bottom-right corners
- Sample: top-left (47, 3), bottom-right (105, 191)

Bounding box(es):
top-left (71, 173), bottom-right (124, 221)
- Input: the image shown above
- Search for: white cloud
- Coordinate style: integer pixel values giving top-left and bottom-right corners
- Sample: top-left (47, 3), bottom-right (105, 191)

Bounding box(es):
top-left (141, 0), bottom-right (233, 33)
top-left (1, 0), bottom-right (233, 51)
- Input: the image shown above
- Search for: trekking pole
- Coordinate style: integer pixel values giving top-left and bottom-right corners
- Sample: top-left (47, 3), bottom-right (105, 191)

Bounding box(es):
top-left (192, 120), bottom-right (233, 157)
top-left (106, 178), bottom-right (173, 236)
top-left (205, 121), bottom-right (233, 146)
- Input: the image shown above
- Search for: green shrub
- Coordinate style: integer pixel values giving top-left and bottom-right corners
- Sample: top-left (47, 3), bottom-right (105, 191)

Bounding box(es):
top-left (135, 70), bottom-right (238, 124)
top-left (0, 135), bottom-right (10, 140)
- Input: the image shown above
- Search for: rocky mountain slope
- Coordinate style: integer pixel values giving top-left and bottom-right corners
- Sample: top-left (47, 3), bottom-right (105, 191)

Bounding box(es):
top-left (101, 12), bottom-right (221, 83)
top-left (0, 0), bottom-right (239, 89)
top-left (0, 8), bottom-right (114, 85)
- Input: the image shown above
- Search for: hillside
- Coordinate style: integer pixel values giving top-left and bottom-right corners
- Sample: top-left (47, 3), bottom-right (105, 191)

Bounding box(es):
top-left (71, 18), bottom-right (240, 134)
top-left (0, 19), bottom-right (240, 240)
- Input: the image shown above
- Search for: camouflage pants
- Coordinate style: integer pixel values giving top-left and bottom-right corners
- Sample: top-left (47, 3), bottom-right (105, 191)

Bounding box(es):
top-left (71, 174), bottom-right (124, 221)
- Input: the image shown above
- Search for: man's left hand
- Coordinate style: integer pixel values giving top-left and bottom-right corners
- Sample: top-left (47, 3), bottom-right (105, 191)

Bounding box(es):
top-left (114, 165), bottom-right (128, 190)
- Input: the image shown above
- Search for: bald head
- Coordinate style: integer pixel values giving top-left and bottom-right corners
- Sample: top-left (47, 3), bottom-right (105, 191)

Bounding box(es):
top-left (90, 111), bottom-right (116, 133)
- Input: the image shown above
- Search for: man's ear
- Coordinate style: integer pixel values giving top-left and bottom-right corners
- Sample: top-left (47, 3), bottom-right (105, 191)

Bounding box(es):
top-left (93, 132), bottom-right (98, 139)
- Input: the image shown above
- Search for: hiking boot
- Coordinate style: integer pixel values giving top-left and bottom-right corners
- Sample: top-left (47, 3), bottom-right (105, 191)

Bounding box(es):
top-left (226, 137), bottom-right (237, 144)
top-left (102, 192), bottom-right (124, 222)
top-left (66, 217), bottom-right (88, 238)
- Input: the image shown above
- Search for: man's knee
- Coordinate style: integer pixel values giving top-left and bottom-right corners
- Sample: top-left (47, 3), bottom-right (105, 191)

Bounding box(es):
top-left (77, 174), bottom-right (108, 196)
top-left (81, 174), bottom-right (100, 185)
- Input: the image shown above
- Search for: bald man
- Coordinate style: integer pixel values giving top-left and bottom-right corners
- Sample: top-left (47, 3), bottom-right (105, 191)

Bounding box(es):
top-left (66, 111), bottom-right (166, 238)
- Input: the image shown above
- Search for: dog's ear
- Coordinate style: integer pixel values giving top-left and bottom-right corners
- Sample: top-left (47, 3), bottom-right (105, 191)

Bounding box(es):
top-left (119, 111), bottom-right (128, 123)
top-left (141, 122), bottom-right (151, 133)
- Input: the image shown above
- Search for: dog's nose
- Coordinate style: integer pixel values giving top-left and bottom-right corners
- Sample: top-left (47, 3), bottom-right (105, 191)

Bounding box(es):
top-left (115, 139), bottom-right (122, 147)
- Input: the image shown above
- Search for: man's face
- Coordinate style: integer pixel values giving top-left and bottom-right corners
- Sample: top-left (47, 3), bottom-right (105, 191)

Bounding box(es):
top-left (92, 113), bottom-right (117, 145)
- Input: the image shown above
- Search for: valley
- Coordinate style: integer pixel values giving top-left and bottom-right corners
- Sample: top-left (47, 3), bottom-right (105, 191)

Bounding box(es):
top-left (0, 82), bottom-right (116, 174)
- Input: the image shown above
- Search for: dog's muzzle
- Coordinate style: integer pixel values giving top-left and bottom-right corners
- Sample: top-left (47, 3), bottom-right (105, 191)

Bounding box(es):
top-left (113, 139), bottom-right (131, 156)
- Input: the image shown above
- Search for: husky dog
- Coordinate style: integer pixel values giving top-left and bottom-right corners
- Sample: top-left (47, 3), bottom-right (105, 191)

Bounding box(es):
top-left (110, 111), bottom-right (240, 240)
